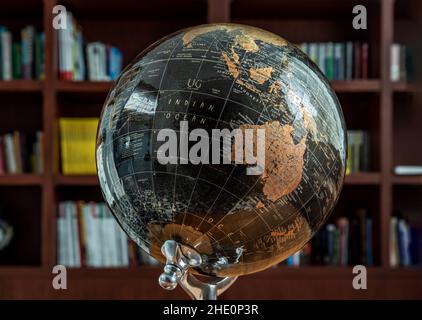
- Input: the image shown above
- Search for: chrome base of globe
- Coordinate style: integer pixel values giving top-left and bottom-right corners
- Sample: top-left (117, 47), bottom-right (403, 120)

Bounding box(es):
top-left (159, 240), bottom-right (238, 300)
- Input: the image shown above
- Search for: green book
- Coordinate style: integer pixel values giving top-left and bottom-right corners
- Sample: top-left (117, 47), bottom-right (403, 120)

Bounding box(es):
top-left (325, 42), bottom-right (334, 80)
top-left (35, 33), bottom-right (45, 80)
top-left (12, 42), bottom-right (21, 79)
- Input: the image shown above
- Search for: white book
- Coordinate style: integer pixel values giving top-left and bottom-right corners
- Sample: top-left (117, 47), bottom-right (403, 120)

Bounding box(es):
top-left (308, 43), bottom-right (318, 64)
top-left (106, 209), bottom-right (120, 267)
top-left (3, 134), bottom-right (17, 174)
top-left (394, 165), bottom-right (422, 175)
top-left (318, 43), bottom-right (326, 74)
top-left (390, 43), bottom-right (400, 81)
top-left (1, 30), bottom-right (12, 80)
top-left (86, 43), bottom-right (98, 81)
top-left (92, 203), bottom-right (103, 267)
top-left (99, 203), bottom-right (111, 267)
top-left (82, 203), bottom-right (93, 266)
top-left (70, 202), bottom-right (81, 267)
top-left (300, 43), bottom-right (308, 55)
top-left (390, 217), bottom-right (399, 267)
top-left (57, 203), bottom-right (67, 266)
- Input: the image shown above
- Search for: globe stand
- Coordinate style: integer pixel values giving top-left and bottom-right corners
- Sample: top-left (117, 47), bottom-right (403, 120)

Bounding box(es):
top-left (158, 240), bottom-right (238, 300)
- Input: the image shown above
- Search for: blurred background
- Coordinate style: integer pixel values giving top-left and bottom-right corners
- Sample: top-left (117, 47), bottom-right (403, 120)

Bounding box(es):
top-left (0, 0), bottom-right (421, 299)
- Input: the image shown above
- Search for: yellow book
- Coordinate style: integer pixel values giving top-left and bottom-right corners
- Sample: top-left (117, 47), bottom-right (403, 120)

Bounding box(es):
top-left (59, 118), bottom-right (99, 175)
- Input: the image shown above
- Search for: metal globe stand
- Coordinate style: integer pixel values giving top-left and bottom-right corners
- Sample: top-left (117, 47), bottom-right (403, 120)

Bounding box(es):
top-left (159, 240), bottom-right (238, 300)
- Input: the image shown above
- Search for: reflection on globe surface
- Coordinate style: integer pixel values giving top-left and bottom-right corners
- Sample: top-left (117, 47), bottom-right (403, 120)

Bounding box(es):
top-left (96, 24), bottom-right (346, 277)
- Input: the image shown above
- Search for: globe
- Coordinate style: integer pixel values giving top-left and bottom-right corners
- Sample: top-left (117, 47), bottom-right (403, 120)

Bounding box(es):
top-left (96, 23), bottom-right (346, 278)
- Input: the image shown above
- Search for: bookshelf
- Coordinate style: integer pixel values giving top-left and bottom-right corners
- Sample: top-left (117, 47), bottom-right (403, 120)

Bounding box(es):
top-left (0, 0), bottom-right (421, 299)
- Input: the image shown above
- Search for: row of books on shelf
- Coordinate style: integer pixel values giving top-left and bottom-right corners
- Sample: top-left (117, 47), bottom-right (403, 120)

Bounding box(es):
top-left (281, 209), bottom-right (373, 266)
top-left (390, 214), bottom-right (422, 267)
top-left (299, 42), bottom-right (369, 81)
top-left (0, 131), bottom-right (43, 174)
top-left (57, 11), bottom-right (123, 81)
top-left (57, 201), bottom-right (159, 267)
top-left (0, 26), bottom-right (45, 80)
top-left (346, 130), bottom-right (370, 174)
top-left (60, 118), bottom-right (98, 175)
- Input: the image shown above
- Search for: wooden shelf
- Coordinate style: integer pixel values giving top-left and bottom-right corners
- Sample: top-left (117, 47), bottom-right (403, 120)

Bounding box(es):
top-left (0, 80), bottom-right (43, 92)
top-left (392, 175), bottom-right (422, 185)
top-left (55, 81), bottom-right (112, 93)
top-left (0, 174), bottom-right (44, 186)
top-left (393, 81), bottom-right (419, 93)
top-left (344, 172), bottom-right (381, 185)
top-left (55, 174), bottom-right (99, 186)
top-left (331, 80), bottom-right (381, 93)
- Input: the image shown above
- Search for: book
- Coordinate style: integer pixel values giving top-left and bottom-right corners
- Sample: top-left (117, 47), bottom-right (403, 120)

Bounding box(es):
top-left (346, 130), bottom-right (370, 174)
top-left (390, 217), bottom-right (399, 267)
top-left (59, 118), bottom-right (98, 175)
top-left (390, 43), bottom-right (401, 81)
top-left (345, 41), bottom-right (353, 80)
top-left (325, 42), bottom-right (334, 80)
top-left (57, 201), bottom-right (141, 268)
top-left (361, 42), bottom-right (369, 79)
top-left (0, 131), bottom-right (43, 175)
top-left (394, 165), bottom-right (422, 175)
top-left (353, 42), bottom-right (361, 79)
top-left (56, 10), bottom-right (122, 81)
top-left (0, 27), bottom-right (12, 80)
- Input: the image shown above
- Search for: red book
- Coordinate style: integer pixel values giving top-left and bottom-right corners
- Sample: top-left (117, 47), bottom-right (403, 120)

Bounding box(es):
top-left (354, 42), bottom-right (361, 79)
top-left (361, 42), bottom-right (369, 79)
top-left (76, 201), bottom-right (87, 267)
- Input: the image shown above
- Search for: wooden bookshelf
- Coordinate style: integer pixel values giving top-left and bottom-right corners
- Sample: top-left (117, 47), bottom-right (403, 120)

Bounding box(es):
top-left (0, 0), bottom-right (421, 299)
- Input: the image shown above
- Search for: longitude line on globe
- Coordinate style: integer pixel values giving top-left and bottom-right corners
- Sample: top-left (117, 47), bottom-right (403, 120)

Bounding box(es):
top-left (148, 37), bottom-right (185, 241)
top-left (176, 36), bottom-right (219, 237)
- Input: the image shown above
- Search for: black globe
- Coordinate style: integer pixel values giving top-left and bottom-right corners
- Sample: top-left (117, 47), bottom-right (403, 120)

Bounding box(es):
top-left (96, 24), bottom-right (346, 277)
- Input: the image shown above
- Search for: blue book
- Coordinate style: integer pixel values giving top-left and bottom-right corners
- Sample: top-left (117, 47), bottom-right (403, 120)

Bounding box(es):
top-left (366, 218), bottom-right (373, 266)
top-left (108, 46), bottom-right (122, 80)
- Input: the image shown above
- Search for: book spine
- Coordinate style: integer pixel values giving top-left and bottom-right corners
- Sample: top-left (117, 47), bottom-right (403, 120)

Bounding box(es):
top-left (390, 44), bottom-right (400, 81)
top-left (345, 41), bottom-right (353, 80)
top-left (361, 42), bottom-right (369, 79)
top-left (317, 43), bottom-right (326, 75)
top-left (13, 131), bottom-right (22, 173)
top-left (1, 29), bottom-right (12, 80)
top-left (0, 136), bottom-right (4, 174)
top-left (57, 203), bottom-right (67, 266)
top-left (12, 43), bottom-right (21, 79)
top-left (366, 218), bottom-right (373, 266)
top-left (334, 43), bottom-right (342, 80)
top-left (325, 42), bottom-right (334, 80)
top-left (354, 42), bottom-right (361, 79)
top-left (390, 217), bottom-right (399, 267)
top-left (3, 134), bottom-right (16, 173)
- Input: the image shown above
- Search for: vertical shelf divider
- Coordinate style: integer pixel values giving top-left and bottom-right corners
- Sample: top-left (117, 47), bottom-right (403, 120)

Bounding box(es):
top-left (380, 0), bottom-right (395, 267)
top-left (41, 0), bottom-right (58, 268)
top-left (207, 0), bottom-right (231, 23)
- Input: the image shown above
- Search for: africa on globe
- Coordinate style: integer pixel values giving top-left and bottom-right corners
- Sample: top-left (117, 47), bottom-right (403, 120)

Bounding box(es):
top-left (96, 24), bottom-right (346, 290)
